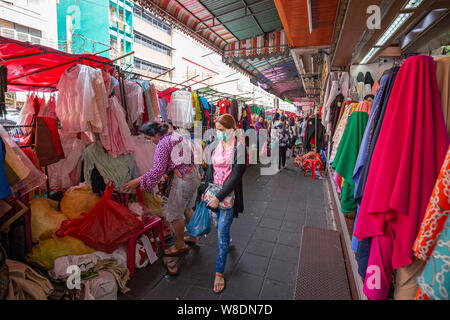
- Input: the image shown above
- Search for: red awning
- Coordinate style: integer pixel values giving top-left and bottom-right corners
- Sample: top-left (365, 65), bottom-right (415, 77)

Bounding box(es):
top-left (0, 36), bottom-right (113, 92)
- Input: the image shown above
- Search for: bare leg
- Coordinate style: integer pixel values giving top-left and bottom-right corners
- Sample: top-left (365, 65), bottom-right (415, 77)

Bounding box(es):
top-left (172, 218), bottom-right (187, 249)
top-left (184, 208), bottom-right (194, 225)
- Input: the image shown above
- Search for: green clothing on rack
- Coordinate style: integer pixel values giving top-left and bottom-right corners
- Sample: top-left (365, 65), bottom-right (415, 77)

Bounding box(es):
top-left (83, 141), bottom-right (135, 193)
top-left (332, 111), bottom-right (368, 214)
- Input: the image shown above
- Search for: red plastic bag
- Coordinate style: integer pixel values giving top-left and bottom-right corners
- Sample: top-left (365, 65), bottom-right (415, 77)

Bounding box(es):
top-left (56, 183), bottom-right (145, 253)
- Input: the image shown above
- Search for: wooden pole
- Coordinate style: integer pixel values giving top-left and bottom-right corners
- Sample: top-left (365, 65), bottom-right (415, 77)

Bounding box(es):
top-left (196, 78), bottom-right (239, 91)
top-left (147, 67), bottom-right (175, 81)
top-left (111, 50), bottom-right (134, 62)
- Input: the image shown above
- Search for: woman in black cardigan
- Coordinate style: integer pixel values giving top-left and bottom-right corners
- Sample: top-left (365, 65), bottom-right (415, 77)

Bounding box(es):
top-left (202, 114), bottom-right (247, 293)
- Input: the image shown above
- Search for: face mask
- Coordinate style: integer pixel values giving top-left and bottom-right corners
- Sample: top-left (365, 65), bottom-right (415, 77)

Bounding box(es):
top-left (217, 131), bottom-right (228, 142)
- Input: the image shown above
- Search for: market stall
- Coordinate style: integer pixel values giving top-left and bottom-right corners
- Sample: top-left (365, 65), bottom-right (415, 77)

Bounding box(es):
top-left (0, 36), bottom-right (176, 300)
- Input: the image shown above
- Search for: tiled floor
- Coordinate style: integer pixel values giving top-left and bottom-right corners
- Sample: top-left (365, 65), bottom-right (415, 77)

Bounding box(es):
top-left (119, 160), bottom-right (330, 300)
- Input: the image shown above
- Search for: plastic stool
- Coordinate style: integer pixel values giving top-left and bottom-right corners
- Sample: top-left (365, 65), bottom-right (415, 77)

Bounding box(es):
top-left (126, 187), bottom-right (166, 276)
top-left (304, 158), bottom-right (323, 180)
top-left (127, 215), bottom-right (166, 276)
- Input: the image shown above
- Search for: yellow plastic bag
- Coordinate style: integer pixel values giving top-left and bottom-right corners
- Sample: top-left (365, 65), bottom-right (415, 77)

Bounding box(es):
top-left (30, 198), bottom-right (68, 243)
top-left (142, 192), bottom-right (163, 217)
top-left (27, 236), bottom-right (96, 270)
top-left (60, 186), bottom-right (100, 219)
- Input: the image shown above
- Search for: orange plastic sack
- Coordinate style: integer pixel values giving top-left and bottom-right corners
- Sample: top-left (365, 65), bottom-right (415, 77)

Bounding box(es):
top-left (60, 186), bottom-right (99, 219)
top-left (56, 183), bottom-right (144, 253)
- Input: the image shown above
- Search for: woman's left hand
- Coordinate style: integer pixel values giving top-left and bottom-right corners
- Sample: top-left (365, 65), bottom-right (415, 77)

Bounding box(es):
top-left (207, 197), bottom-right (220, 209)
top-left (123, 177), bottom-right (142, 192)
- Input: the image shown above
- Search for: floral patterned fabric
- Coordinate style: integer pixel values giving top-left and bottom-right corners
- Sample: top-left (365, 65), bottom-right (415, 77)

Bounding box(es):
top-left (413, 146), bottom-right (450, 261)
top-left (416, 218), bottom-right (450, 300)
top-left (414, 146), bottom-right (450, 300)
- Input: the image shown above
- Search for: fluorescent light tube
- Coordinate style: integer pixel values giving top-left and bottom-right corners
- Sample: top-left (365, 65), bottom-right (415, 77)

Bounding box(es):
top-left (375, 13), bottom-right (413, 46)
top-left (404, 0), bottom-right (425, 10)
top-left (360, 47), bottom-right (380, 64)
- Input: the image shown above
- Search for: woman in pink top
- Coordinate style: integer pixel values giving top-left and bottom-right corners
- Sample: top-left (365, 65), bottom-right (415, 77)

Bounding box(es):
top-left (204, 114), bottom-right (247, 293)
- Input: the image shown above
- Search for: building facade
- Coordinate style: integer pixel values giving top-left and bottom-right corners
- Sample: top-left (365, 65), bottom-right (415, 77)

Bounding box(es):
top-left (57, 0), bottom-right (134, 67)
top-left (132, 2), bottom-right (173, 86)
top-left (0, 0), bottom-right (58, 48)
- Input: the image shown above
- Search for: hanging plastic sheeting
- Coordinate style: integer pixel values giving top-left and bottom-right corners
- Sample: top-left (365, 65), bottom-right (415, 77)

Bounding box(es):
top-left (0, 124), bottom-right (47, 197)
top-left (0, 36), bottom-right (112, 92)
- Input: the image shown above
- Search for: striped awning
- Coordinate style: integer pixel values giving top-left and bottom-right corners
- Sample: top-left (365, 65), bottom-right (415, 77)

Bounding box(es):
top-left (223, 30), bottom-right (289, 59)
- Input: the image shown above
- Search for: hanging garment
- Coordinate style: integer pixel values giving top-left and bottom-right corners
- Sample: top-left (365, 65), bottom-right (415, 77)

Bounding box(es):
top-left (371, 80), bottom-right (380, 96)
top-left (167, 90), bottom-right (195, 129)
top-left (18, 94), bottom-right (36, 126)
top-left (353, 67), bottom-right (400, 205)
top-left (47, 132), bottom-right (92, 192)
top-left (83, 141), bottom-right (135, 193)
top-left (354, 56), bottom-right (449, 300)
top-left (100, 97), bottom-right (136, 159)
top-left (351, 74), bottom-right (389, 253)
top-left (364, 72), bottom-right (374, 87)
top-left (354, 100), bottom-right (372, 115)
top-left (124, 81), bottom-right (145, 127)
top-left (192, 92), bottom-right (202, 122)
top-left (158, 97), bottom-right (169, 122)
top-left (416, 217), bottom-right (450, 300)
top-left (230, 100), bottom-right (239, 124)
top-left (56, 64), bottom-right (108, 134)
top-left (329, 94), bottom-right (345, 139)
top-left (303, 116), bottom-right (324, 152)
top-left (323, 72), bottom-right (340, 108)
top-left (413, 145), bottom-right (450, 261)
top-left (0, 137), bottom-right (12, 199)
top-left (322, 80), bottom-right (340, 132)
top-left (332, 111), bottom-right (368, 214)
top-left (434, 56), bottom-right (450, 136)
top-left (217, 99), bottom-right (231, 114)
top-left (329, 103), bottom-right (356, 163)
top-left (339, 72), bottom-right (350, 99)
top-left (149, 83), bottom-right (160, 119)
top-left (45, 96), bottom-right (58, 121)
top-left (34, 117), bottom-right (65, 167)
top-left (137, 80), bottom-right (155, 121)
top-left (413, 145), bottom-right (450, 300)
top-left (356, 72), bottom-right (365, 83)
top-left (132, 135), bottom-right (156, 177)
top-left (356, 82), bottom-right (365, 101)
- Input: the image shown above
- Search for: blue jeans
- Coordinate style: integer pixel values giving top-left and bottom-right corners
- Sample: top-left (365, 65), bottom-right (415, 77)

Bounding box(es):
top-left (211, 208), bottom-right (234, 274)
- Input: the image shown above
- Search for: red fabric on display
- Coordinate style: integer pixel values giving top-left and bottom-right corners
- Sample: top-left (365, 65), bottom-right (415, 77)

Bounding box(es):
top-left (353, 55), bottom-right (449, 300)
top-left (0, 36), bottom-right (112, 91)
top-left (158, 88), bottom-right (178, 102)
top-left (40, 117), bottom-right (64, 157)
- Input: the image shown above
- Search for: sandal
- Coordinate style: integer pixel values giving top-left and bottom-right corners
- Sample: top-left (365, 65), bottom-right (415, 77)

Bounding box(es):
top-left (164, 244), bottom-right (190, 256)
top-left (163, 257), bottom-right (178, 275)
top-left (213, 273), bottom-right (225, 294)
top-left (184, 236), bottom-right (199, 245)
